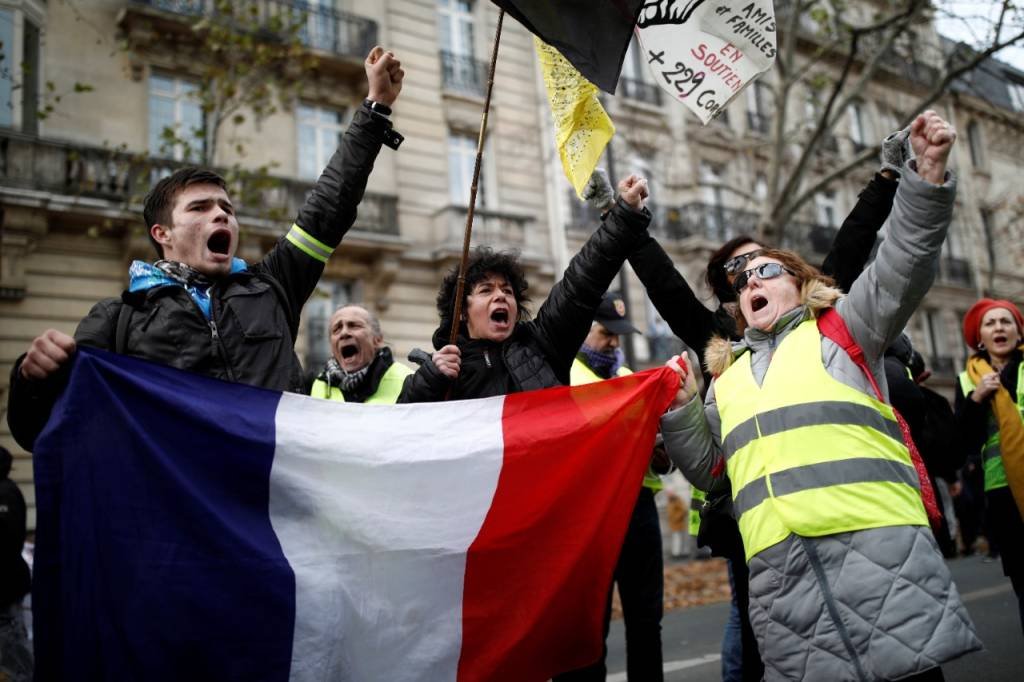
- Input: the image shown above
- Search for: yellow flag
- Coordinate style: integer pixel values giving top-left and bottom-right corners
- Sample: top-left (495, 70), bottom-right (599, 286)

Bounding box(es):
top-left (535, 38), bottom-right (615, 198)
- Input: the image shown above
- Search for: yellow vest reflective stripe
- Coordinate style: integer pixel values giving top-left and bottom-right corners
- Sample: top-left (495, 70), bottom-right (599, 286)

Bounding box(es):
top-left (958, 366), bottom-right (1024, 492)
top-left (716, 319), bottom-right (927, 562)
top-left (688, 487), bottom-right (706, 536)
top-left (570, 358), bottom-right (662, 491)
top-left (311, 361), bottom-right (413, 404)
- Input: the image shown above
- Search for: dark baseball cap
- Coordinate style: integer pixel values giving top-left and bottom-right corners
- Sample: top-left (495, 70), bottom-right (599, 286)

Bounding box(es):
top-left (594, 292), bottom-right (640, 335)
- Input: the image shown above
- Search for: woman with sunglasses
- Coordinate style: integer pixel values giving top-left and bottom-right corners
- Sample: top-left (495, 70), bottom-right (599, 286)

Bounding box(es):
top-left (618, 136), bottom-right (904, 682)
top-left (660, 111), bottom-right (979, 681)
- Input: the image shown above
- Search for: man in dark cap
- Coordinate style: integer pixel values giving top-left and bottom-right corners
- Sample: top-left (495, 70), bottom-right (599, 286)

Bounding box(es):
top-left (560, 293), bottom-right (669, 681)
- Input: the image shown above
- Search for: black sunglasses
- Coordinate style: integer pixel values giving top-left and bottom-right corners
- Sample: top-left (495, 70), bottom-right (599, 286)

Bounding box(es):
top-left (733, 262), bottom-right (794, 293)
top-left (723, 249), bottom-right (764, 276)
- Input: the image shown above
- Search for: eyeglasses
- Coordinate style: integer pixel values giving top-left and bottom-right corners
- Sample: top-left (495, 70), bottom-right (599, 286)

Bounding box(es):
top-left (733, 262), bottom-right (794, 293)
top-left (723, 249), bottom-right (764, 276)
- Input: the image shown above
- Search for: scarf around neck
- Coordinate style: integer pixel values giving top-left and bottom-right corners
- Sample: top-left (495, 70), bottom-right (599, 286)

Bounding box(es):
top-left (967, 349), bottom-right (1024, 517)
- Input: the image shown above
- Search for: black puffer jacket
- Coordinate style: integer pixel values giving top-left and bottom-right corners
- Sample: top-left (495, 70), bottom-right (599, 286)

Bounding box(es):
top-left (398, 198), bottom-right (650, 402)
top-left (8, 107), bottom-right (394, 451)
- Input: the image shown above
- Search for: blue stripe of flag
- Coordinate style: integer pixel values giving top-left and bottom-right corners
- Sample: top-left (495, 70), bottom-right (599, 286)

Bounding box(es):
top-left (32, 347), bottom-right (295, 681)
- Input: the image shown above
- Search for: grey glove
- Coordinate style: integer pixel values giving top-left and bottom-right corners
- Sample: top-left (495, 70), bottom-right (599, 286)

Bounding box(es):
top-left (880, 126), bottom-right (914, 176)
top-left (581, 167), bottom-right (615, 212)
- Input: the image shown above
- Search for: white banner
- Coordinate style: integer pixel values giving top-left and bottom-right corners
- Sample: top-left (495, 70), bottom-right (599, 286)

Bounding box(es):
top-left (636, 1), bottom-right (777, 124)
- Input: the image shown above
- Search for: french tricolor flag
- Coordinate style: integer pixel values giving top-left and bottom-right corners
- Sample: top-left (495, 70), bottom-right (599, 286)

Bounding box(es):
top-left (32, 348), bottom-right (676, 681)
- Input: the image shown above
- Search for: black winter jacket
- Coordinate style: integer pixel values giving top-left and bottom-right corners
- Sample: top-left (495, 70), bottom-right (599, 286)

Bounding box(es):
top-left (398, 198), bottom-right (651, 402)
top-left (629, 171), bottom-right (899, 369)
top-left (8, 108), bottom-right (393, 451)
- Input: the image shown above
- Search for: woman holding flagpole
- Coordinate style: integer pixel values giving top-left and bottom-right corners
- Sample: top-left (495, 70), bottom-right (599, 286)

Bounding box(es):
top-left (660, 110), bottom-right (980, 681)
top-left (398, 175), bottom-right (651, 403)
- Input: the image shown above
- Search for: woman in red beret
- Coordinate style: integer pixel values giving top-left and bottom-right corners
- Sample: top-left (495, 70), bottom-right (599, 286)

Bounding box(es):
top-left (955, 297), bottom-right (1024, 637)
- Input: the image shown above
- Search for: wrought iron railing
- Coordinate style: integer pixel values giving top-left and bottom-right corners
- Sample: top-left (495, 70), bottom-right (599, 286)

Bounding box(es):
top-left (440, 50), bottom-right (488, 97)
top-left (619, 77), bottom-right (663, 106)
top-left (434, 204), bottom-right (531, 248)
top-left (131, 0), bottom-right (378, 59)
top-left (0, 130), bottom-right (399, 235)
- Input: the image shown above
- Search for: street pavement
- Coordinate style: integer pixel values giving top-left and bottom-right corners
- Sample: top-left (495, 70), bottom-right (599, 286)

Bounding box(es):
top-left (605, 554), bottom-right (1022, 681)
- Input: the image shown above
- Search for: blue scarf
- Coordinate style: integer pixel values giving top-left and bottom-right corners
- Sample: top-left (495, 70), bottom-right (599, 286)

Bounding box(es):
top-left (128, 258), bottom-right (247, 319)
top-left (578, 344), bottom-right (623, 379)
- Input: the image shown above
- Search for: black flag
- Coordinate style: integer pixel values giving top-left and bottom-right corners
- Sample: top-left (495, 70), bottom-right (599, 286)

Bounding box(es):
top-left (490, 0), bottom-right (644, 93)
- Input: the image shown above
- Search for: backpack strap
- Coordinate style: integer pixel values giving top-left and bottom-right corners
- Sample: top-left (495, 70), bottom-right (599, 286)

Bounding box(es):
top-left (817, 308), bottom-right (942, 528)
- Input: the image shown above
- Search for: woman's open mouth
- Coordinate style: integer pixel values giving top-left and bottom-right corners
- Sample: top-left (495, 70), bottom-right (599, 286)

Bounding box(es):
top-left (490, 309), bottom-right (510, 325)
top-left (751, 295), bottom-right (768, 313)
top-left (994, 335), bottom-right (1008, 345)
top-left (207, 229), bottom-right (232, 256)
top-left (340, 343), bottom-right (359, 359)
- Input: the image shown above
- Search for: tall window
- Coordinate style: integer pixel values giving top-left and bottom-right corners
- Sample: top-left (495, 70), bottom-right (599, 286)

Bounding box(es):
top-left (448, 132), bottom-right (487, 207)
top-left (1008, 79), bottom-right (1024, 112)
top-left (297, 104), bottom-right (347, 180)
top-left (0, 9), bottom-right (40, 133)
top-left (301, 0), bottom-right (338, 52)
top-left (923, 309), bottom-right (952, 374)
top-left (700, 162), bottom-right (726, 240)
top-left (746, 81), bottom-right (771, 134)
top-left (980, 208), bottom-right (997, 271)
top-left (149, 74), bottom-right (204, 161)
top-left (848, 101), bottom-right (870, 151)
top-left (815, 191), bottom-right (838, 227)
top-left (438, 0), bottom-right (475, 56)
top-left (967, 121), bottom-right (985, 168)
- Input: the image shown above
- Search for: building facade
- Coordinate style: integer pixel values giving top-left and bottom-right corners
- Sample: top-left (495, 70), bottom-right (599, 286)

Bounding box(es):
top-left (2, 0), bottom-right (1023, 527)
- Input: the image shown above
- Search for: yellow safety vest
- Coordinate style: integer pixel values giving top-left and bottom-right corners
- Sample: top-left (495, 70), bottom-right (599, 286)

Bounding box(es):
top-left (311, 361), bottom-right (413, 404)
top-left (958, 365), bottom-right (1024, 492)
top-left (715, 319), bottom-right (927, 561)
top-left (570, 358), bottom-right (663, 491)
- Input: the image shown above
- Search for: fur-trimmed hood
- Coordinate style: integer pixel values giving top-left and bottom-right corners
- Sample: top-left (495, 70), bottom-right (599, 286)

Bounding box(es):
top-left (704, 279), bottom-right (843, 377)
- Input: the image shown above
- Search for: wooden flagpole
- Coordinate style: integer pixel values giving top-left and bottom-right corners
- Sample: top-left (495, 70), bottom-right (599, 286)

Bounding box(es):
top-left (446, 9), bottom-right (505, 349)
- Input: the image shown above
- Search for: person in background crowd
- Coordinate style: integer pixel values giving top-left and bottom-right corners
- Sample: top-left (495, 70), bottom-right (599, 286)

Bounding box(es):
top-left (908, 350), bottom-right (963, 558)
top-left (665, 492), bottom-right (687, 559)
top-left (7, 47), bottom-right (406, 452)
top-left (883, 335), bottom-right (959, 556)
top-left (558, 293), bottom-right (672, 681)
top-left (307, 304), bottom-right (412, 403)
top-left (0, 446), bottom-right (32, 681)
top-left (955, 298), bottom-right (1024, 636)
top-left (662, 111), bottom-right (979, 680)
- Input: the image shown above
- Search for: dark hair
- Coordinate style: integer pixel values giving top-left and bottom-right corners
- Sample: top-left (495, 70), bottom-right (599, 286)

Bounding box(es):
top-left (705, 234), bottom-right (764, 303)
top-left (0, 446), bottom-right (11, 479)
top-left (436, 247), bottom-right (532, 331)
top-left (143, 167), bottom-right (228, 258)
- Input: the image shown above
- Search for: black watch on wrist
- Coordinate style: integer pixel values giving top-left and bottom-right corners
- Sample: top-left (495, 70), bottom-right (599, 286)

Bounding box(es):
top-left (363, 98), bottom-right (392, 116)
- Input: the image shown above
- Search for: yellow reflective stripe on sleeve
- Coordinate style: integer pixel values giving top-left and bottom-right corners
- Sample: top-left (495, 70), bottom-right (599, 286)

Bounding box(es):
top-left (286, 224), bottom-right (333, 263)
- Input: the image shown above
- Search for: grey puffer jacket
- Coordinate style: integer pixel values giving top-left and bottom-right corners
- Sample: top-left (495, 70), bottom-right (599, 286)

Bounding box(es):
top-left (661, 166), bottom-right (980, 680)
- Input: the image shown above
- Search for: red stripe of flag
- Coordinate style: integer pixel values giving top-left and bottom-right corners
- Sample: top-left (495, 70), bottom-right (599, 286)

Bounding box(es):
top-left (458, 367), bottom-right (679, 681)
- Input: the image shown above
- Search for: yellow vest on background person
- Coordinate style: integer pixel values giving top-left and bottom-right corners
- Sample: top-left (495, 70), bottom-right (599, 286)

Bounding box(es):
top-left (310, 361), bottom-right (412, 404)
top-left (958, 365), bottom-right (1024, 492)
top-left (715, 319), bottom-right (927, 562)
top-left (688, 487), bottom-right (706, 536)
top-left (571, 357), bottom-right (663, 491)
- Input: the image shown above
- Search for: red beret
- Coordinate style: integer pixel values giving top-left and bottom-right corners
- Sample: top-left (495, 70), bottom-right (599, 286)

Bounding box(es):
top-left (962, 298), bottom-right (1024, 350)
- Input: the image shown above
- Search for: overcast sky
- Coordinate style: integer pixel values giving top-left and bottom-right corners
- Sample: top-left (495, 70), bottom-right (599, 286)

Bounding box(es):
top-left (934, 0), bottom-right (1024, 70)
